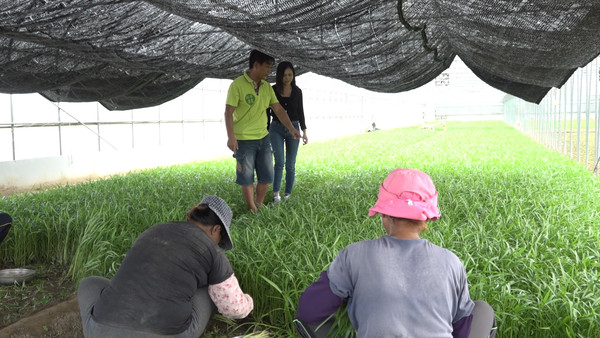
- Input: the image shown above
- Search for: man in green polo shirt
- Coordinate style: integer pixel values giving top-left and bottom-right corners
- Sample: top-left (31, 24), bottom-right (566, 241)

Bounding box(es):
top-left (225, 50), bottom-right (301, 211)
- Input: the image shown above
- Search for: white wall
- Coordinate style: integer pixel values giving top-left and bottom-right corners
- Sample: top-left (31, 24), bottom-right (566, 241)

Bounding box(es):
top-left (0, 144), bottom-right (228, 189)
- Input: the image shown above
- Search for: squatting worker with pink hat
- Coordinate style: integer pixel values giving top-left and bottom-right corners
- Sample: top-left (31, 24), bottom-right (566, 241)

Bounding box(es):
top-left (77, 195), bottom-right (253, 337)
top-left (295, 169), bottom-right (497, 338)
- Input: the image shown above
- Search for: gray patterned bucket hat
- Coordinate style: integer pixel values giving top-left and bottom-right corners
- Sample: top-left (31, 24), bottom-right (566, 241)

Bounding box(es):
top-left (201, 195), bottom-right (233, 250)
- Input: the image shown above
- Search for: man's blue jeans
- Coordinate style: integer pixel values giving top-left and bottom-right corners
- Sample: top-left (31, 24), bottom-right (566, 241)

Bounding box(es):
top-left (269, 120), bottom-right (300, 195)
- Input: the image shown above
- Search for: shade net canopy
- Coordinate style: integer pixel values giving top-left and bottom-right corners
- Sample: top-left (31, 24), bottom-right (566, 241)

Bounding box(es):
top-left (0, 0), bottom-right (598, 110)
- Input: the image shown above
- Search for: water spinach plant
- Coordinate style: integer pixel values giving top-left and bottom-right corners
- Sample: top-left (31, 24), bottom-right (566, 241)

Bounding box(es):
top-left (1, 120), bottom-right (599, 337)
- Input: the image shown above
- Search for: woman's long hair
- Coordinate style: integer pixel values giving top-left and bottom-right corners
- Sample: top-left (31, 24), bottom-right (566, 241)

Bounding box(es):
top-left (274, 61), bottom-right (296, 95)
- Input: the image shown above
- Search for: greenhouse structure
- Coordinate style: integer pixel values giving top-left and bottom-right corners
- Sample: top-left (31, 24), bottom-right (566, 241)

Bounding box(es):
top-left (1, 1), bottom-right (600, 337)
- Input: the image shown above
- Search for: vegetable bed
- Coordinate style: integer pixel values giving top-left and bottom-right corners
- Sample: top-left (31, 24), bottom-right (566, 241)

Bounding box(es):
top-left (1, 120), bottom-right (598, 337)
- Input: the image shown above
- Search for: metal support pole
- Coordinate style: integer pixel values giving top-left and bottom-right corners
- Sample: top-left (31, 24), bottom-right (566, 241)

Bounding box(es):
top-left (585, 66), bottom-right (592, 169)
top-left (539, 98), bottom-right (543, 144)
top-left (58, 102), bottom-right (63, 156)
top-left (181, 99), bottom-right (185, 143)
top-left (96, 103), bottom-right (101, 152)
top-left (570, 75), bottom-right (574, 158)
top-left (539, 101), bottom-right (543, 142)
top-left (545, 96), bottom-right (550, 146)
top-left (201, 88), bottom-right (206, 144)
top-left (595, 58), bottom-right (599, 171)
top-left (554, 89), bottom-right (559, 150)
top-left (562, 80), bottom-right (568, 154)
top-left (131, 110), bottom-right (135, 149)
top-left (577, 69), bottom-right (583, 162)
top-left (556, 88), bottom-right (561, 151)
top-left (158, 105), bottom-right (162, 146)
top-left (10, 94), bottom-right (16, 161)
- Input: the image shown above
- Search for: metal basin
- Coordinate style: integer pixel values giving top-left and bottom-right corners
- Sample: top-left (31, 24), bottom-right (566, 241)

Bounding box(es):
top-left (0, 268), bottom-right (36, 285)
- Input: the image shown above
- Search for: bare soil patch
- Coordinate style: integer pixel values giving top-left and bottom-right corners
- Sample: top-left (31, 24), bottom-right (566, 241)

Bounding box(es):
top-left (0, 294), bottom-right (82, 338)
top-left (0, 175), bottom-right (104, 198)
top-left (0, 262), bottom-right (82, 338)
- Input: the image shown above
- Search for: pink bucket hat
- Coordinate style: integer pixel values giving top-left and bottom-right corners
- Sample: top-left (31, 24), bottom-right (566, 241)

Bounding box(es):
top-left (368, 168), bottom-right (441, 221)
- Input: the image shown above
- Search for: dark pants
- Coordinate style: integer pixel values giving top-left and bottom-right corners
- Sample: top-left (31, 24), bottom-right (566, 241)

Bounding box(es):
top-left (269, 120), bottom-right (301, 195)
top-left (295, 300), bottom-right (497, 338)
top-left (0, 212), bottom-right (12, 246)
top-left (78, 276), bottom-right (216, 338)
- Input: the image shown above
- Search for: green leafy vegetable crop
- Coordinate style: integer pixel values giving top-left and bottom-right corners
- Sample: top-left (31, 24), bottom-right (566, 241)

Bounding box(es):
top-left (1, 121), bottom-right (599, 337)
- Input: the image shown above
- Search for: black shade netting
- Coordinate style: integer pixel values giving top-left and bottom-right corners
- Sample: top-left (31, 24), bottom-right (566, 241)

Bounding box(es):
top-left (0, 0), bottom-right (598, 110)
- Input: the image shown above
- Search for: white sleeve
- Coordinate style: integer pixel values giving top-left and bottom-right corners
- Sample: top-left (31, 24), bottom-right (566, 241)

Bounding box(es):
top-left (208, 273), bottom-right (254, 319)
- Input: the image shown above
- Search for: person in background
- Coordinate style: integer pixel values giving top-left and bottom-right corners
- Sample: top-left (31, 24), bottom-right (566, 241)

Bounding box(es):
top-left (268, 61), bottom-right (308, 203)
top-left (294, 169), bottom-right (497, 338)
top-left (225, 50), bottom-right (301, 211)
top-left (77, 195), bottom-right (253, 337)
top-left (368, 122), bottom-right (379, 132)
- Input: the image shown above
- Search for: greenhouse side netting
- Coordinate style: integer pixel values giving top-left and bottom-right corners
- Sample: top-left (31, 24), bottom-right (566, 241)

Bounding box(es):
top-left (503, 56), bottom-right (600, 174)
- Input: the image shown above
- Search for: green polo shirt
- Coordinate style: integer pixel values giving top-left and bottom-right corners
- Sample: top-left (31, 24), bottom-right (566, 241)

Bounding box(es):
top-left (226, 72), bottom-right (279, 140)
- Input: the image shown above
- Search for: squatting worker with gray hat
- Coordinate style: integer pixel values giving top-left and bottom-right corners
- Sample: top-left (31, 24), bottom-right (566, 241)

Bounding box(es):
top-left (77, 195), bottom-right (253, 337)
top-left (294, 169), bottom-right (497, 338)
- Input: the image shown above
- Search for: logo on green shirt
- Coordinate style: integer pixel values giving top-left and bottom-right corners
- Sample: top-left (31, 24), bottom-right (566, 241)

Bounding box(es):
top-left (245, 94), bottom-right (255, 106)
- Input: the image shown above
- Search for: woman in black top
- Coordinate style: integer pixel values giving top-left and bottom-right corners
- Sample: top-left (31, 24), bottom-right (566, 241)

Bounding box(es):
top-left (269, 61), bottom-right (308, 203)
